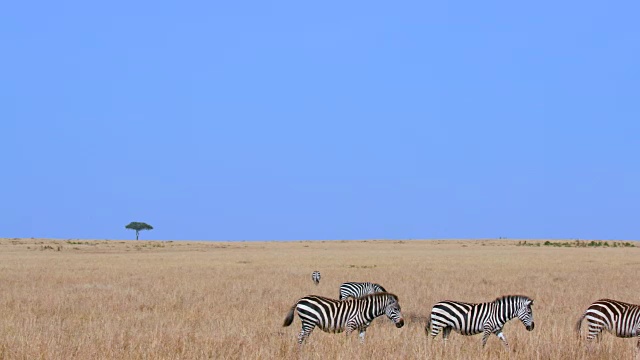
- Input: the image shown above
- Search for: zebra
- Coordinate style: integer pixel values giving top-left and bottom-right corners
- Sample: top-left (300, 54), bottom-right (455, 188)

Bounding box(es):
top-left (339, 282), bottom-right (387, 300)
top-left (576, 299), bottom-right (640, 350)
top-left (283, 292), bottom-right (404, 344)
top-left (311, 271), bottom-right (321, 285)
top-left (426, 295), bottom-right (535, 348)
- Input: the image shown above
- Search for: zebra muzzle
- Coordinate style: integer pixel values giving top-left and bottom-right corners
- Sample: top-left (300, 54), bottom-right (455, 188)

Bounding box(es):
top-left (395, 319), bottom-right (405, 328)
top-left (526, 322), bottom-right (535, 331)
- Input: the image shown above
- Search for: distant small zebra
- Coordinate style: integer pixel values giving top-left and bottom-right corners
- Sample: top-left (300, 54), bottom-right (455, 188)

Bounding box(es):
top-left (283, 292), bottom-right (404, 344)
top-left (311, 271), bottom-right (321, 285)
top-left (426, 295), bottom-right (535, 348)
top-left (339, 282), bottom-right (387, 300)
top-left (576, 299), bottom-right (640, 349)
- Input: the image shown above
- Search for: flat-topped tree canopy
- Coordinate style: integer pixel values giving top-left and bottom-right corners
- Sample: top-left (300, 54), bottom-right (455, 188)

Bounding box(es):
top-left (125, 222), bottom-right (153, 240)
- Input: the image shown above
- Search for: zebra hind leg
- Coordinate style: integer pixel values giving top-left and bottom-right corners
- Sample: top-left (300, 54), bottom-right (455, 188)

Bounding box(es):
top-left (442, 327), bottom-right (452, 345)
top-left (427, 321), bottom-right (442, 341)
top-left (297, 321), bottom-right (315, 345)
top-left (584, 323), bottom-right (603, 352)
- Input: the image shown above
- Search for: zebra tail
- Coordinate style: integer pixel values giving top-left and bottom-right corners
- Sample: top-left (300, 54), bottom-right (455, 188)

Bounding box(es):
top-left (575, 312), bottom-right (586, 339)
top-left (425, 318), bottom-right (431, 334)
top-left (283, 304), bottom-right (296, 327)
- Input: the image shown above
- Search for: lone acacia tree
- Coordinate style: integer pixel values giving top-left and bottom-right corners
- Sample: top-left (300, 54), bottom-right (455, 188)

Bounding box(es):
top-left (125, 222), bottom-right (154, 240)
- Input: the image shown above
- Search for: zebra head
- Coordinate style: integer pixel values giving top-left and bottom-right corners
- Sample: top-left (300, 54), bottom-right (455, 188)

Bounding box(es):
top-left (383, 294), bottom-right (404, 328)
top-left (515, 297), bottom-right (535, 331)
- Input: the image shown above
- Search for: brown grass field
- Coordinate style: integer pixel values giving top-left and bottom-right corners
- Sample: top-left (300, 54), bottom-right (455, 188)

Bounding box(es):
top-left (0, 238), bottom-right (638, 359)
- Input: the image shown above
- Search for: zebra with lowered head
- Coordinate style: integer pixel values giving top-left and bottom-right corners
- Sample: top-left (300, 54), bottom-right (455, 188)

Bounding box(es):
top-left (426, 295), bottom-right (535, 348)
top-left (283, 292), bottom-right (404, 344)
top-left (311, 271), bottom-right (321, 285)
top-left (339, 282), bottom-right (387, 300)
top-left (576, 298), bottom-right (640, 349)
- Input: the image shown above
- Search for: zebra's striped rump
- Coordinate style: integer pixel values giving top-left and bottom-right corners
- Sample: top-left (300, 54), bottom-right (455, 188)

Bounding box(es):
top-left (339, 282), bottom-right (387, 300)
top-left (576, 299), bottom-right (640, 342)
top-left (427, 295), bottom-right (534, 348)
top-left (283, 292), bottom-right (404, 344)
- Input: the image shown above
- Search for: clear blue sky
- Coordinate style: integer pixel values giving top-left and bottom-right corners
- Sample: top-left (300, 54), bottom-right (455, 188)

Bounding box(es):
top-left (2, 1), bottom-right (639, 240)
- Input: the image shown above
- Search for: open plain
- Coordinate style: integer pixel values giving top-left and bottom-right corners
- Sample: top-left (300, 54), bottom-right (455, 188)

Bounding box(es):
top-left (0, 238), bottom-right (638, 359)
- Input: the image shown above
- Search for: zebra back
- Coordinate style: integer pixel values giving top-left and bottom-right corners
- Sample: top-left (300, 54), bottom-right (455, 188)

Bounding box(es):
top-left (339, 281), bottom-right (388, 300)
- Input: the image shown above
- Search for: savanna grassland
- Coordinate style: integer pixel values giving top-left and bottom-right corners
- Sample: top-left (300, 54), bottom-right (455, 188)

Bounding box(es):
top-left (0, 238), bottom-right (638, 360)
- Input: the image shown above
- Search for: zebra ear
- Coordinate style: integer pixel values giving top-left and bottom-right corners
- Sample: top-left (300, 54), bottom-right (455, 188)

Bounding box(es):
top-left (529, 300), bottom-right (534, 306)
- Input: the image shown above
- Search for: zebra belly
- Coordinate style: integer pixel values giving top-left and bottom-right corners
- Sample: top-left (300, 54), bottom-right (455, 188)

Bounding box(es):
top-left (457, 313), bottom-right (485, 335)
top-left (589, 317), bottom-right (635, 337)
top-left (318, 322), bottom-right (346, 333)
top-left (321, 327), bottom-right (345, 334)
top-left (613, 329), bottom-right (635, 338)
top-left (316, 318), bottom-right (348, 333)
top-left (432, 318), bottom-right (483, 335)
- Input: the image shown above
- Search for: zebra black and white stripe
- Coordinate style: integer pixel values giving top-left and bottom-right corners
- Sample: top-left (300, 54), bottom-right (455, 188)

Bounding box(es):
top-left (283, 292), bottom-right (404, 344)
top-left (576, 299), bottom-right (640, 349)
top-left (311, 271), bottom-right (321, 285)
top-left (339, 282), bottom-right (387, 300)
top-left (426, 295), bottom-right (535, 348)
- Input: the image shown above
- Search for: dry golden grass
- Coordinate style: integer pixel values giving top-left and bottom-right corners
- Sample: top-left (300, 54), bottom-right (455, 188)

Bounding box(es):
top-left (0, 238), bottom-right (639, 359)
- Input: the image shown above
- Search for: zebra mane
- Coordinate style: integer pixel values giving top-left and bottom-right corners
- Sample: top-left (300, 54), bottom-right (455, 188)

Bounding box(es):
top-left (359, 292), bottom-right (398, 302)
top-left (494, 295), bottom-right (533, 304)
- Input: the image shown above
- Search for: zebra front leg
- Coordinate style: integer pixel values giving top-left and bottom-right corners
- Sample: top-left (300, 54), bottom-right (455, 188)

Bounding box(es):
top-left (482, 330), bottom-right (491, 348)
top-left (357, 321), bottom-right (372, 343)
top-left (345, 322), bottom-right (356, 339)
top-left (345, 321), bottom-right (368, 343)
top-left (496, 331), bottom-right (510, 350)
top-left (358, 329), bottom-right (367, 343)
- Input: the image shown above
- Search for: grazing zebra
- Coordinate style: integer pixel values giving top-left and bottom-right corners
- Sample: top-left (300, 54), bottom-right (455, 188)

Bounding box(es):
top-left (576, 299), bottom-right (640, 349)
top-left (283, 292), bottom-right (404, 344)
top-left (426, 295), bottom-right (535, 348)
top-left (339, 282), bottom-right (387, 300)
top-left (311, 271), bottom-right (321, 285)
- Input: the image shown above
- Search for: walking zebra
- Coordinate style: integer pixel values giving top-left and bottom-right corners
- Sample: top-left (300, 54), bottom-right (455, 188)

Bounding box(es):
top-left (311, 271), bottom-right (321, 285)
top-left (283, 292), bottom-right (404, 344)
top-left (426, 295), bottom-right (535, 348)
top-left (339, 282), bottom-right (387, 300)
top-left (576, 299), bottom-right (640, 349)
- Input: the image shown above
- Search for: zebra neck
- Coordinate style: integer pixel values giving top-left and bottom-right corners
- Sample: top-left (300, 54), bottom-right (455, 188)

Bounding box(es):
top-left (360, 298), bottom-right (385, 321)
top-left (493, 302), bottom-right (518, 323)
